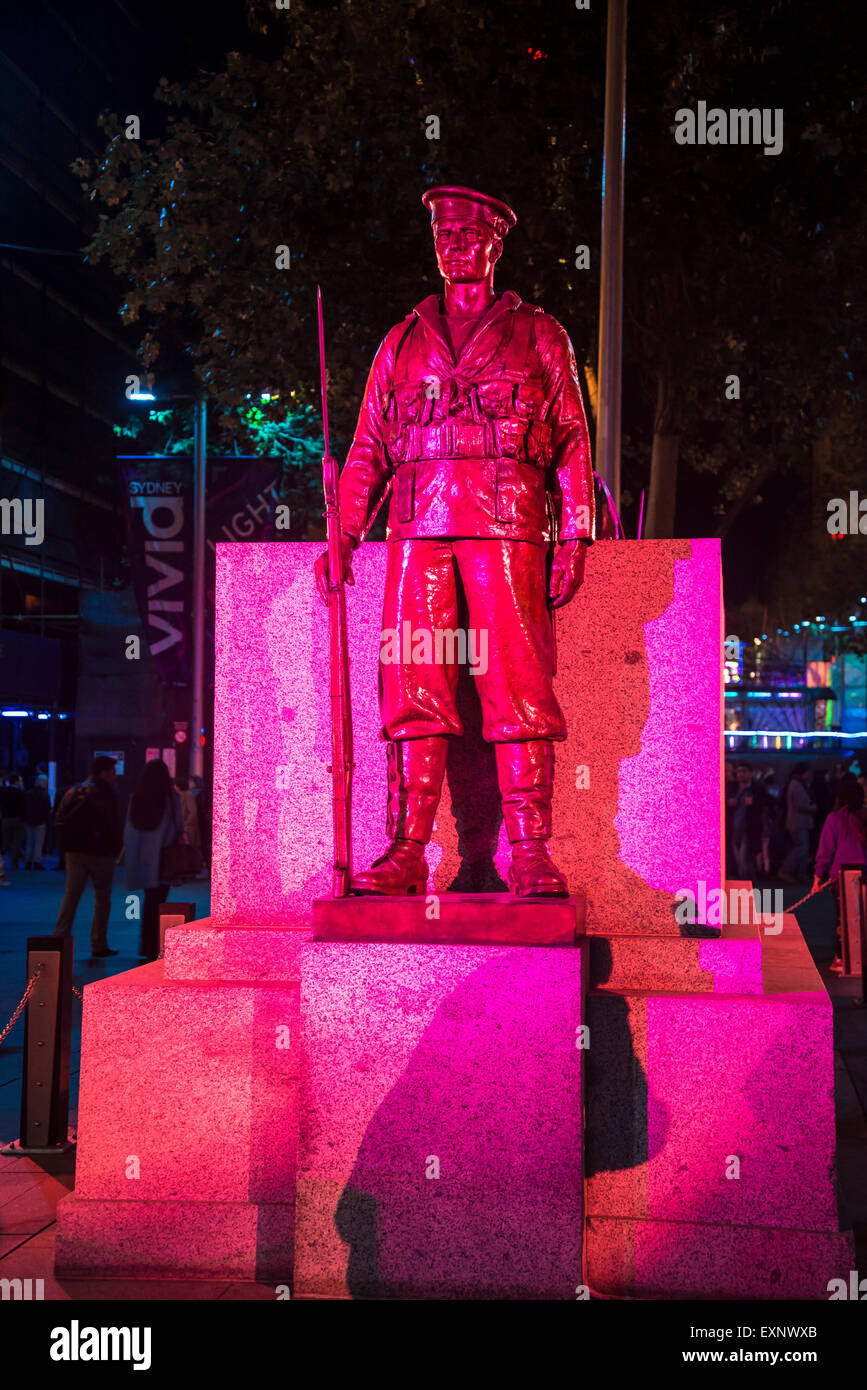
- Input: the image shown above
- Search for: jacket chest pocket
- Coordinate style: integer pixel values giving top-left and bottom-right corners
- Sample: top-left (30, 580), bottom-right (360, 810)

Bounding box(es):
top-left (475, 380), bottom-right (514, 419)
top-left (492, 416), bottom-right (527, 459)
top-left (515, 381), bottom-right (546, 420)
top-left (390, 382), bottom-right (427, 423)
top-left (395, 465), bottom-right (415, 522)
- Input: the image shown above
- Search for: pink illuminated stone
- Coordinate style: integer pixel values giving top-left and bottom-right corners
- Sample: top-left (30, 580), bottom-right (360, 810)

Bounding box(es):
top-left (294, 941), bottom-right (583, 1300)
top-left (55, 539), bottom-right (854, 1301)
top-left (211, 539), bottom-right (722, 933)
top-left (614, 539), bottom-right (722, 894)
top-left (55, 959), bottom-right (298, 1282)
top-left (584, 914), bottom-right (854, 1298)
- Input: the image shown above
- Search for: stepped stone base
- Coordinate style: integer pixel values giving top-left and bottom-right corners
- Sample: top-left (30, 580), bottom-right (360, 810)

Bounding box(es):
top-left (55, 892), bottom-right (854, 1298)
top-left (585, 1216), bottom-right (853, 1301)
top-left (584, 906), bottom-right (855, 1299)
top-left (294, 936), bottom-right (584, 1300)
top-left (56, 1197), bottom-right (292, 1283)
top-left (312, 892), bottom-right (584, 945)
top-left (55, 941), bottom-right (300, 1283)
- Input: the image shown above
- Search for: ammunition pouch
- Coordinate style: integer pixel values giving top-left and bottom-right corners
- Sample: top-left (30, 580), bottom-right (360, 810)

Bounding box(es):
top-left (385, 417), bottom-right (551, 467)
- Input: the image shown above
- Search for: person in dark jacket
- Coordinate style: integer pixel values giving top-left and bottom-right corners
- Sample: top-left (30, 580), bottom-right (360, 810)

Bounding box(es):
top-left (779, 762), bottom-right (816, 882)
top-left (1, 774), bottom-right (26, 872)
top-left (23, 774), bottom-right (51, 869)
top-left (53, 756), bottom-right (123, 958)
top-left (124, 759), bottom-right (182, 962)
top-left (728, 761), bottom-right (770, 882)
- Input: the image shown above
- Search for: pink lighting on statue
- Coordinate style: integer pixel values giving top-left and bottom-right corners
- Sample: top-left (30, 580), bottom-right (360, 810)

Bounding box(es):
top-left (615, 538), bottom-right (722, 894)
top-left (584, 916), bottom-right (851, 1298)
top-left (210, 539), bottom-right (722, 932)
top-left (56, 536), bottom-right (854, 1298)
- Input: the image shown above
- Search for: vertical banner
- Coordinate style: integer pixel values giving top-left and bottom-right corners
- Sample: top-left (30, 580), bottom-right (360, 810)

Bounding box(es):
top-left (203, 460), bottom-right (283, 662)
top-left (119, 457), bottom-right (283, 688)
top-left (120, 458), bottom-right (193, 687)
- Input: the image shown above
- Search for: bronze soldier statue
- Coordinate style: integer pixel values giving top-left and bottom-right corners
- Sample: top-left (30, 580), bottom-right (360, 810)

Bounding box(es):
top-left (316, 186), bottom-right (595, 897)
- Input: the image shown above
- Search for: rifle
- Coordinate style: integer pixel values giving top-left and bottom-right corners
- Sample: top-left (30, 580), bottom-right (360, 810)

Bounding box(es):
top-left (317, 286), bottom-right (354, 897)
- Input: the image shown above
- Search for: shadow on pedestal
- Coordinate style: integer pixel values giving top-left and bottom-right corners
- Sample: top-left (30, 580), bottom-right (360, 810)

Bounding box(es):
top-left (295, 940), bottom-right (583, 1300)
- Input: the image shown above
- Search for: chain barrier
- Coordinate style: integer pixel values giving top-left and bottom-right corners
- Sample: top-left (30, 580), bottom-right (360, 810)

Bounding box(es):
top-left (0, 884), bottom-right (837, 1045)
top-left (785, 878), bottom-right (833, 915)
top-left (0, 969), bottom-right (87, 1048)
top-left (0, 965), bottom-right (43, 1047)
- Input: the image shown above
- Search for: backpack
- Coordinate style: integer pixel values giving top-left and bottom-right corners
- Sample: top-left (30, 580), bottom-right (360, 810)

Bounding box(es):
top-left (54, 783), bottom-right (103, 848)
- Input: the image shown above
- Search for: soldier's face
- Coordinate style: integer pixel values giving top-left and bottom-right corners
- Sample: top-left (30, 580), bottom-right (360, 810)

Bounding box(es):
top-left (433, 219), bottom-right (501, 284)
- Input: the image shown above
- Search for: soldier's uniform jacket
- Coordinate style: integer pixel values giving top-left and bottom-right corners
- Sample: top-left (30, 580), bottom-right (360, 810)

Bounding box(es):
top-left (339, 290), bottom-right (596, 546)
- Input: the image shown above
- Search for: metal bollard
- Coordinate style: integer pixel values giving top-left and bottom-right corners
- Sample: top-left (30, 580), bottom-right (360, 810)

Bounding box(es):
top-left (1, 936), bottom-right (74, 1156)
top-left (839, 861), bottom-right (867, 995)
top-left (861, 877), bottom-right (867, 1005)
top-left (157, 900), bottom-right (195, 959)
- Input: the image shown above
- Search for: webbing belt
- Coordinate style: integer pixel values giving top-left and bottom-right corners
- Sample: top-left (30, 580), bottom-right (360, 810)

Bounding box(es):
top-left (394, 418), bottom-right (551, 463)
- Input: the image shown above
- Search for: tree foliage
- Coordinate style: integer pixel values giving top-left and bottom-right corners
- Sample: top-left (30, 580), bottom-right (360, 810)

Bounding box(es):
top-left (74, 0), bottom-right (865, 612)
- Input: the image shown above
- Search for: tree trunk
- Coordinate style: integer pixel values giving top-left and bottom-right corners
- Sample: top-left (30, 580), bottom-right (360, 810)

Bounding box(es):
top-left (715, 455), bottom-right (775, 539)
top-left (645, 365), bottom-right (680, 538)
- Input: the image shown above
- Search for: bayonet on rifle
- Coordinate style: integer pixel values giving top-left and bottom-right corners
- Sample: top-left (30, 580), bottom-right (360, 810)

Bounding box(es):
top-left (317, 286), bottom-right (354, 896)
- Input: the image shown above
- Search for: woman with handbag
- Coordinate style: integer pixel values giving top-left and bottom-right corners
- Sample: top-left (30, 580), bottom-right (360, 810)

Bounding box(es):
top-left (812, 773), bottom-right (867, 973)
top-left (124, 758), bottom-right (184, 962)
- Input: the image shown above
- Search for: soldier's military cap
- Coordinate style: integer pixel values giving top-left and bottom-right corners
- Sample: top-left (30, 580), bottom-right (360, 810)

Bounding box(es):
top-left (422, 186), bottom-right (517, 239)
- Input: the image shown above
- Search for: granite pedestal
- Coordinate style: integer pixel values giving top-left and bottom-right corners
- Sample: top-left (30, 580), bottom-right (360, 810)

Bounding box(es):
top-left (584, 904), bottom-right (855, 1298)
top-left (55, 922), bottom-right (305, 1282)
top-left (293, 917), bottom-right (585, 1300)
top-left (55, 540), bottom-right (854, 1298)
top-left (312, 891), bottom-right (585, 945)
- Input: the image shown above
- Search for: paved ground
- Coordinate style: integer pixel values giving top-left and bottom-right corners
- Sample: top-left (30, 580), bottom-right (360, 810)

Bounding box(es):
top-left (0, 859), bottom-right (275, 1298)
top-left (0, 860), bottom-right (865, 1300)
top-left (0, 858), bottom-right (212, 1140)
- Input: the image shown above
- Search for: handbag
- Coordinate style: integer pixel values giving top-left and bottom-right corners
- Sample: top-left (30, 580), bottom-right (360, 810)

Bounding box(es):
top-left (158, 794), bottom-right (204, 878)
top-left (159, 840), bottom-right (203, 878)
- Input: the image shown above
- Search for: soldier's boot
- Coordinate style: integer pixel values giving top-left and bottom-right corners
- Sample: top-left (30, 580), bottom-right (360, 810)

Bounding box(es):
top-left (350, 736), bottom-right (448, 895)
top-left (495, 740), bottom-right (569, 897)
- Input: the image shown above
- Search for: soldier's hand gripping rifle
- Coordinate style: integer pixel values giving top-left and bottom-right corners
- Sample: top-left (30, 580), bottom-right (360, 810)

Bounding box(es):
top-left (317, 286), bottom-right (354, 897)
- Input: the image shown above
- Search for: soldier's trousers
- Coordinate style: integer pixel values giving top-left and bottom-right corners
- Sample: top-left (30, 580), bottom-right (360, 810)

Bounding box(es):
top-left (379, 538), bottom-right (566, 744)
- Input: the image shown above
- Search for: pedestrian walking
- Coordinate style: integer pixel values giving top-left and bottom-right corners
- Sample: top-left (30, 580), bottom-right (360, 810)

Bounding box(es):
top-left (729, 761), bottom-right (769, 882)
top-left (23, 774), bottom-right (51, 869)
top-left (53, 756), bottom-right (123, 958)
top-left (51, 774), bottom-right (74, 870)
top-left (1, 774), bottom-right (26, 872)
top-left (173, 777), bottom-right (201, 849)
top-left (124, 759), bottom-right (183, 962)
top-left (780, 762), bottom-right (816, 882)
top-left (188, 774), bottom-right (211, 871)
